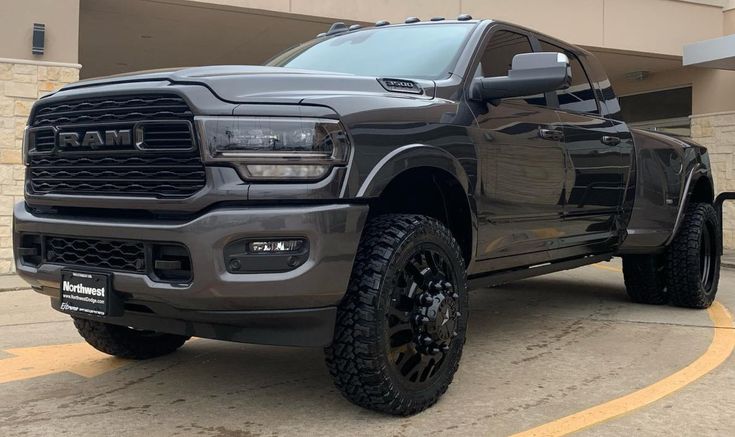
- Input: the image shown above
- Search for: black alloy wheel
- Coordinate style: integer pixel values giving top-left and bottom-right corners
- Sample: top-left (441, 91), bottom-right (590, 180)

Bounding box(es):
top-left (326, 214), bottom-right (468, 415)
top-left (386, 247), bottom-right (461, 387)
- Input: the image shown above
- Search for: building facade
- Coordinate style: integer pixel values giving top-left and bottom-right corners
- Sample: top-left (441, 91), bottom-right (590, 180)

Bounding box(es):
top-left (2, 0), bottom-right (735, 273)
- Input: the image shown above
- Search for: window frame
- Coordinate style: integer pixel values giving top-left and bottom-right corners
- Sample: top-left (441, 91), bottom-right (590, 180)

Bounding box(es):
top-left (536, 38), bottom-right (602, 116)
top-left (463, 24), bottom-right (551, 108)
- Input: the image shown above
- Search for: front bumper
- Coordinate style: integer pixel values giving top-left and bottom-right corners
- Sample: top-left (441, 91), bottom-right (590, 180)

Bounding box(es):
top-left (13, 202), bottom-right (368, 346)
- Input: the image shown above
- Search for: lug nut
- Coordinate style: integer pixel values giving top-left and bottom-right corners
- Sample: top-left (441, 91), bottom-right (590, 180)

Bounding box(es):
top-left (413, 314), bottom-right (430, 325)
top-left (441, 345), bottom-right (450, 352)
top-left (443, 281), bottom-right (452, 289)
top-left (420, 335), bottom-right (433, 345)
top-left (452, 331), bottom-right (458, 338)
top-left (433, 282), bottom-right (443, 291)
top-left (419, 293), bottom-right (433, 307)
top-left (452, 292), bottom-right (459, 299)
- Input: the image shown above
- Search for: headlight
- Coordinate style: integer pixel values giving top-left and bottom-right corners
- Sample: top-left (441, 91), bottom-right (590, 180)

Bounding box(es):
top-left (195, 117), bottom-right (350, 180)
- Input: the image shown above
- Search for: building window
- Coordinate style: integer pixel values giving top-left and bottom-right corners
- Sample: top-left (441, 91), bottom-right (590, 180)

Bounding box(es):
top-left (619, 87), bottom-right (692, 136)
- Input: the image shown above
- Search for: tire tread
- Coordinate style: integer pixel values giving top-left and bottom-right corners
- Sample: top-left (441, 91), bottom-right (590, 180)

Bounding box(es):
top-left (325, 214), bottom-right (467, 416)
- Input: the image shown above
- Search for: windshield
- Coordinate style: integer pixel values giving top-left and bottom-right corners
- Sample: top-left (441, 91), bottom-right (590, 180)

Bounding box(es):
top-left (266, 24), bottom-right (474, 80)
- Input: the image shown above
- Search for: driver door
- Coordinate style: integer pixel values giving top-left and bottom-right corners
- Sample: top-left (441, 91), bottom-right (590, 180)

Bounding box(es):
top-left (467, 30), bottom-right (566, 262)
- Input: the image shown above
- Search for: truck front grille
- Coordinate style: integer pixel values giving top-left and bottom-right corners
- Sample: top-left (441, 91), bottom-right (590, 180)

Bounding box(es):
top-left (19, 233), bottom-right (193, 282)
top-left (27, 94), bottom-right (206, 199)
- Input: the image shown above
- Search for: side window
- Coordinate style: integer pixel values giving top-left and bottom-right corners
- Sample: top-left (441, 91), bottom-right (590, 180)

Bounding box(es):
top-left (539, 40), bottom-right (599, 115)
top-left (478, 30), bottom-right (546, 106)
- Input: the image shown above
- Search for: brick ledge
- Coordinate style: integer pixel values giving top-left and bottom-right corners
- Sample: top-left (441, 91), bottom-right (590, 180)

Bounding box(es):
top-left (0, 57), bottom-right (81, 70)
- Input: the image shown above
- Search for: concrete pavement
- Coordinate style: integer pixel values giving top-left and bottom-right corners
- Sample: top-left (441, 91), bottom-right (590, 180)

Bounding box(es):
top-left (0, 259), bottom-right (733, 436)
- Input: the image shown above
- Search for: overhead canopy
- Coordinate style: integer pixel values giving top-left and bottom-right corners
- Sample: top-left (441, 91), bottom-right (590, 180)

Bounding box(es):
top-left (684, 34), bottom-right (735, 70)
top-left (79, 0), bottom-right (347, 79)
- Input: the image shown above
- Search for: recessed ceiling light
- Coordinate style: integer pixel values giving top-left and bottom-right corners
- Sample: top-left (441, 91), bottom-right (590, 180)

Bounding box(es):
top-left (624, 71), bottom-right (650, 81)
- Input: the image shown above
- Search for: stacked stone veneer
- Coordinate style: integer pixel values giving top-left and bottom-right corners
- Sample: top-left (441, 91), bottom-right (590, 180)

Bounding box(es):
top-left (691, 112), bottom-right (735, 250)
top-left (0, 60), bottom-right (79, 273)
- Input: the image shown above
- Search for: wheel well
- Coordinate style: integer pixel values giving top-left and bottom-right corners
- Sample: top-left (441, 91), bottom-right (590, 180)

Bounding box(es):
top-left (368, 167), bottom-right (473, 266)
top-left (691, 176), bottom-right (714, 204)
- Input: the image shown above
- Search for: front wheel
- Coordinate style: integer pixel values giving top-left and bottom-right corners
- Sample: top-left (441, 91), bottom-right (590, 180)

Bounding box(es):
top-left (73, 317), bottom-right (190, 359)
top-left (325, 214), bottom-right (468, 416)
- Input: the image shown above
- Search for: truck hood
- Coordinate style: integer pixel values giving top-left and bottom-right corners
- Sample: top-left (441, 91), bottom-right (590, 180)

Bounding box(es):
top-left (58, 65), bottom-right (436, 103)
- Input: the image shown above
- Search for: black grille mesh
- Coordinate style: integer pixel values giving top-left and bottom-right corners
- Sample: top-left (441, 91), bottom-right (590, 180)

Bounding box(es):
top-left (31, 95), bottom-right (192, 127)
top-left (45, 237), bottom-right (145, 272)
top-left (28, 94), bottom-right (205, 198)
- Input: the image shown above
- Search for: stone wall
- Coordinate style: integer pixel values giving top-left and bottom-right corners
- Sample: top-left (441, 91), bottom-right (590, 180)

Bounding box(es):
top-left (0, 60), bottom-right (79, 273)
top-left (691, 112), bottom-right (735, 249)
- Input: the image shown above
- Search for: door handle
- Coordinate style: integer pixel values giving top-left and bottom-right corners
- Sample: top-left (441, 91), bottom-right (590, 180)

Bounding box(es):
top-left (539, 128), bottom-right (564, 141)
top-left (601, 136), bottom-right (621, 146)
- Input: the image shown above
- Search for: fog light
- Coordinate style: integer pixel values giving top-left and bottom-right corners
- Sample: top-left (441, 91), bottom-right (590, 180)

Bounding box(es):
top-left (249, 239), bottom-right (304, 253)
top-left (224, 238), bottom-right (309, 273)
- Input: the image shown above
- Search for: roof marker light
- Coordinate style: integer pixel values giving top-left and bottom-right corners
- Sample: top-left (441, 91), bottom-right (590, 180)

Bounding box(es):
top-left (457, 14), bottom-right (473, 21)
top-left (375, 20), bottom-right (390, 26)
top-left (430, 17), bottom-right (445, 21)
top-left (327, 22), bottom-right (348, 35)
top-left (349, 24), bottom-right (362, 31)
top-left (404, 17), bottom-right (420, 23)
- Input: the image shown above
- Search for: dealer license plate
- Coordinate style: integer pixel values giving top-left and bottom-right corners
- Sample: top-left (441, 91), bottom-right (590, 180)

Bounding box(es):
top-left (59, 270), bottom-right (111, 316)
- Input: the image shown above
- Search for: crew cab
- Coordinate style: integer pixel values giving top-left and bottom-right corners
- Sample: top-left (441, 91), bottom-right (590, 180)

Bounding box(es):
top-left (14, 16), bottom-right (724, 415)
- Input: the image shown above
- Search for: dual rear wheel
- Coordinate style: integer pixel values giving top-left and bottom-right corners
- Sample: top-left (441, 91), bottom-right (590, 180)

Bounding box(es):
top-left (623, 202), bottom-right (721, 309)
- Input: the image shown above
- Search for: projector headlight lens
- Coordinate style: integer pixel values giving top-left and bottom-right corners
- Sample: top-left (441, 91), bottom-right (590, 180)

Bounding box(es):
top-left (196, 116), bottom-right (349, 180)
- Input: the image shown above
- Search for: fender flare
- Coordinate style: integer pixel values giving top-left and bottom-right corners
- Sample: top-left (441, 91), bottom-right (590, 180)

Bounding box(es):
top-left (665, 166), bottom-right (712, 246)
top-left (355, 144), bottom-right (471, 198)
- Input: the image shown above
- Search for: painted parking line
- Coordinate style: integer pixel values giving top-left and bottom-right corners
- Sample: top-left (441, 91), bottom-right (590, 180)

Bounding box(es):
top-left (510, 300), bottom-right (735, 437)
top-left (0, 342), bottom-right (129, 384)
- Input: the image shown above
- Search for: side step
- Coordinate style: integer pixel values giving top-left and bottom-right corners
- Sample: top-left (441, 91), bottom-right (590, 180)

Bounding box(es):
top-left (468, 253), bottom-right (614, 290)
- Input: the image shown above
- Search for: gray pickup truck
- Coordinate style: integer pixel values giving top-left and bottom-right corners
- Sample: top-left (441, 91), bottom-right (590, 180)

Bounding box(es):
top-left (14, 16), bottom-right (729, 415)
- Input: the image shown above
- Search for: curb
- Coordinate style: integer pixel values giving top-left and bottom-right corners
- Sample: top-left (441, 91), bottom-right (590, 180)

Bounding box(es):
top-left (0, 276), bottom-right (32, 293)
top-left (0, 286), bottom-right (30, 293)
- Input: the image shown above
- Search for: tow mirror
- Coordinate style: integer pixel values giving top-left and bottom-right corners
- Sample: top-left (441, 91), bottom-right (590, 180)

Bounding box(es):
top-left (473, 52), bottom-right (572, 102)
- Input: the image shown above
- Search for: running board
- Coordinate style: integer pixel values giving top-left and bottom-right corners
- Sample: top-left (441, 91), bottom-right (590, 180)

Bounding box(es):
top-left (468, 253), bottom-right (614, 290)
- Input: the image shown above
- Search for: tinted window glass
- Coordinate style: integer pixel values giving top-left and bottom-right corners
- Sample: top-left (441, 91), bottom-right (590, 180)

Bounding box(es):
top-left (619, 87), bottom-right (692, 123)
top-left (479, 31), bottom-right (546, 106)
top-left (267, 24), bottom-right (473, 80)
top-left (540, 41), bottom-right (599, 115)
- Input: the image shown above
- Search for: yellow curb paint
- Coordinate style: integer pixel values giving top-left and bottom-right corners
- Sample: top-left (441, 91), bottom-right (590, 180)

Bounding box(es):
top-left (592, 263), bottom-right (623, 273)
top-left (0, 342), bottom-right (129, 384)
top-left (510, 301), bottom-right (735, 437)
